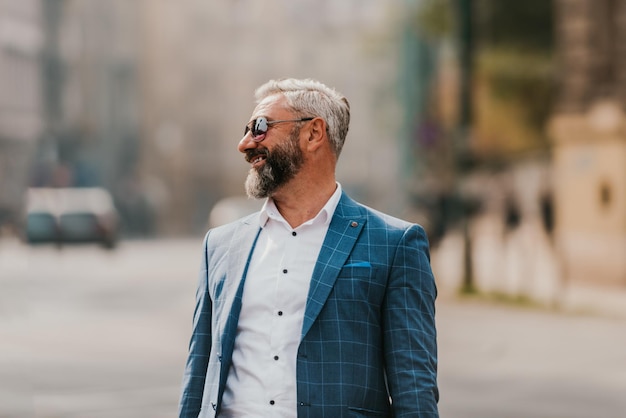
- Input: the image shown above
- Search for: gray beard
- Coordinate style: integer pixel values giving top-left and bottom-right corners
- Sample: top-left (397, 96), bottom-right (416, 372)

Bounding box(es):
top-left (245, 164), bottom-right (277, 199)
top-left (245, 129), bottom-right (304, 199)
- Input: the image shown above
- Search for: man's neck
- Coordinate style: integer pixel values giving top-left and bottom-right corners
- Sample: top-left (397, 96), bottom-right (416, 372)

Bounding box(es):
top-left (270, 179), bottom-right (337, 228)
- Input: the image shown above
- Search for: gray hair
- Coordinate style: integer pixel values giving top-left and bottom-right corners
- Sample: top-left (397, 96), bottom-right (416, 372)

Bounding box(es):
top-left (254, 78), bottom-right (351, 157)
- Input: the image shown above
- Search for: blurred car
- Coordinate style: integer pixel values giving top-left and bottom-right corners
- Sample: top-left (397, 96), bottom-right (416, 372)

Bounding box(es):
top-left (25, 187), bottom-right (119, 248)
top-left (24, 211), bottom-right (58, 243)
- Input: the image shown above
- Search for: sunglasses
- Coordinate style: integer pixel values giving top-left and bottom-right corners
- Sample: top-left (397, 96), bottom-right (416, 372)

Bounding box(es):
top-left (244, 116), bottom-right (314, 142)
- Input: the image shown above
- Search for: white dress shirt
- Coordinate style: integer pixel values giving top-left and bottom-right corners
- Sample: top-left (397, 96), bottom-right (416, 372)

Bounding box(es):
top-left (219, 184), bottom-right (342, 418)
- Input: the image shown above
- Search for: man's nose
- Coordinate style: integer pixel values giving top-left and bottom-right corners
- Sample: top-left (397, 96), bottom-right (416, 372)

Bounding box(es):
top-left (238, 133), bottom-right (265, 153)
top-left (238, 133), bottom-right (255, 153)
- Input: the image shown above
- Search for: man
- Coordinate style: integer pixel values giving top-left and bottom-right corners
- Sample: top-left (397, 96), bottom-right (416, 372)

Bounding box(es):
top-left (179, 78), bottom-right (439, 417)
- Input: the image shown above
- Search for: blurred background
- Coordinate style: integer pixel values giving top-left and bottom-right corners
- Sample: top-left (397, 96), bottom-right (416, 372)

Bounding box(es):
top-left (1, 0), bottom-right (625, 417)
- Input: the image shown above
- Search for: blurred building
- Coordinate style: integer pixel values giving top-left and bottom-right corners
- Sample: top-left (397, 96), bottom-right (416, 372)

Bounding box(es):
top-left (33, 0), bottom-right (149, 235)
top-left (549, 0), bottom-right (626, 285)
top-left (0, 0), bottom-right (424, 238)
top-left (137, 0), bottom-right (407, 235)
top-left (0, 0), bottom-right (43, 230)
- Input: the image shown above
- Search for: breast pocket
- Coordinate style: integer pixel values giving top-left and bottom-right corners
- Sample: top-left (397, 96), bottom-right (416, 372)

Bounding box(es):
top-left (328, 265), bottom-right (386, 348)
top-left (334, 265), bottom-right (384, 304)
top-left (339, 264), bottom-right (373, 278)
top-left (348, 407), bottom-right (387, 417)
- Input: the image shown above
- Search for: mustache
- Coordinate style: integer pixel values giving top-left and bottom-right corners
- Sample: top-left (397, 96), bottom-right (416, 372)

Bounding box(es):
top-left (245, 148), bottom-right (269, 163)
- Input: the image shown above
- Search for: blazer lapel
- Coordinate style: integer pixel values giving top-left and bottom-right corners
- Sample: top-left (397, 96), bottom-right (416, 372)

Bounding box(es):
top-left (226, 218), bottom-right (261, 298)
top-left (221, 218), bottom-right (262, 368)
top-left (301, 193), bottom-right (365, 340)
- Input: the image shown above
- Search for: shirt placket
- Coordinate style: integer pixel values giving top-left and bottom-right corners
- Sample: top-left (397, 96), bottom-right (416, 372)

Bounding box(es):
top-left (267, 225), bottom-right (301, 408)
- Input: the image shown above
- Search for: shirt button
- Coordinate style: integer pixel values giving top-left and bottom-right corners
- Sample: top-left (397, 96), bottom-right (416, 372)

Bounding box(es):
top-left (270, 400), bottom-right (275, 405)
top-left (278, 311), bottom-right (283, 316)
top-left (292, 231), bottom-right (297, 236)
top-left (282, 269), bottom-right (288, 274)
top-left (274, 355), bottom-right (279, 360)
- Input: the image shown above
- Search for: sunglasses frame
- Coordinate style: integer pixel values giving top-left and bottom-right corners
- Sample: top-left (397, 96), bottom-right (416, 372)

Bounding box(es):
top-left (244, 116), bottom-right (315, 142)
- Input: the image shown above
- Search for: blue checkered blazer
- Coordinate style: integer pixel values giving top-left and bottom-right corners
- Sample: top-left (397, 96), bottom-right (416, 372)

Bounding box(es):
top-left (179, 192), bottom-right (439, 417)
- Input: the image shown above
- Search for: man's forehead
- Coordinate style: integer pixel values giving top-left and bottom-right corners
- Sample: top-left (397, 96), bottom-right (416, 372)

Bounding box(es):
top-left (253, 93), bottom-right (288, 116)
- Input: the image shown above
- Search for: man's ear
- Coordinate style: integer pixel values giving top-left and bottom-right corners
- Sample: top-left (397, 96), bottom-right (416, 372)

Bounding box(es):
top-left (306, 117), bottom-right (327, 151)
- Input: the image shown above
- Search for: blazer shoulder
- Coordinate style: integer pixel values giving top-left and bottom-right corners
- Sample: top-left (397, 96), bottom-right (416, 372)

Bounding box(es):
top-left (206, 211), bottom-right (259, 240)
top-left (346, 197), bottom-right (419, 232)
top-left (213, 210), bottom-right (259, 229)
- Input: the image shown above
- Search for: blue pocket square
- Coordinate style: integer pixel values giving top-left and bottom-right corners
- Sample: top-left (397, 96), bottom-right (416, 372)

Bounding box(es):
top-left (343, 261), bottom-right (371, 268)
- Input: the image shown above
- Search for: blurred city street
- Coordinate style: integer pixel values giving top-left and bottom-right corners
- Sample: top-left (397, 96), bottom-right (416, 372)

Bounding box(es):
top-left (1, 238), bottom-right (625, 418)
top-left (1, 1), bottom-right (625, 416)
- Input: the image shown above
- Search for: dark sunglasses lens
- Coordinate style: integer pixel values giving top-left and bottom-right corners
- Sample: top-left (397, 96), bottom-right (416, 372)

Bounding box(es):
top-left (253, 117), bottom-right (268, 137)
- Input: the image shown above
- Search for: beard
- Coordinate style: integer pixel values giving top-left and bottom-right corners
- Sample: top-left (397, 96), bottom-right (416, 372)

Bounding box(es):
top-left (244, 127), bottom-right (304, 199)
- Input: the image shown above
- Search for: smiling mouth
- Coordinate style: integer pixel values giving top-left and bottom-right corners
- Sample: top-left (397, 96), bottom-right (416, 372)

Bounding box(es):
top-left (246, 150), bottom-right (268, 168)
top-left (251, 155), bottom-right (266, 168)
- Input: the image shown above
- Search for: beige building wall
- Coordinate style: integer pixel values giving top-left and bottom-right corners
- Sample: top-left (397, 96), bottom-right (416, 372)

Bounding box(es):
top-left (550, 0), bottom-right (626, 286)
top-left (550, 107), bottom-right (626, 285)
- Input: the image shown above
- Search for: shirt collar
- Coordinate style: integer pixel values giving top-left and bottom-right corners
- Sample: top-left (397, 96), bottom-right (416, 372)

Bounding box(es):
top-left (258, 182), bottom-right (342, 229)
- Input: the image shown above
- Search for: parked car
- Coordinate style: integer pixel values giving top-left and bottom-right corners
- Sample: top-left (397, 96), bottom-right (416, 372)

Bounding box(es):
top-left (25, 187), bottom-right (119, 248)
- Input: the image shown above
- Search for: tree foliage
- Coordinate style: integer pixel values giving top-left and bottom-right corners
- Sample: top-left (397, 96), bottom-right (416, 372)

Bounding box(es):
top-left (414, 0), bottom-right (556, 158)
top-left (475, 0), bottom-right (554, 52)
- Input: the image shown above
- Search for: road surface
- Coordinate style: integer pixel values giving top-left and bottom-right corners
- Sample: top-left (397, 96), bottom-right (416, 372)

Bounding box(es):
top-left (1, 238), bottom-right (625, 417)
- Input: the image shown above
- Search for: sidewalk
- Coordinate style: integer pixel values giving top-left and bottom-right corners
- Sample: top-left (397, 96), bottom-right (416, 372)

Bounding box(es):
top-left (431, 229), bottom-right (626, 320)
top-left (558, 282), bottom-right (626, 319)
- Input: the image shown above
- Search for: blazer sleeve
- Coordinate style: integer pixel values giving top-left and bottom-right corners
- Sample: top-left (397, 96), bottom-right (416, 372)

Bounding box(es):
top-left (179, 233), bottom-right (213, 418)
top-left (383, 224), bottom-right (439, 417)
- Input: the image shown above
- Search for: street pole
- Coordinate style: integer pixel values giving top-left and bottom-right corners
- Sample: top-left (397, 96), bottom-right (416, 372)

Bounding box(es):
top-left (455, 0), bottom-right (475, 292)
